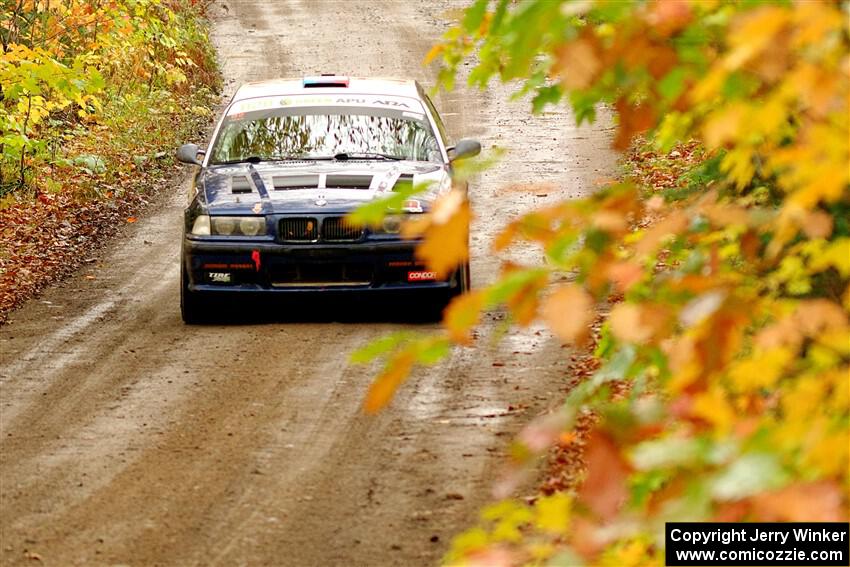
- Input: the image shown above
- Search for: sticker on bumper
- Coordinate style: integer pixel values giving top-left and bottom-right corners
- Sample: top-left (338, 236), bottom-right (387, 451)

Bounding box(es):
top-left (407, 270), bottom-right (437, 282)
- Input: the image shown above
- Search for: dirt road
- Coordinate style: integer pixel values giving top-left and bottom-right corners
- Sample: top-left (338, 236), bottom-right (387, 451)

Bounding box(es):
top-left (0, 2), bottom-right (616, 565)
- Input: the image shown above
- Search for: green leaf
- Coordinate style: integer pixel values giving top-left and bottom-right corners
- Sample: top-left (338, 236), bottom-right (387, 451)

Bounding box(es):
top-left (346, 180), bottom-right (432, 227)
top-left (710, 453), bottom-right (788, 500)
top-left (462, 0), bottom-right (489, 33)
top-left (350, 332), bottom-right (415, 364)
top-left (658, 67), bottom-right (687, 103)
top-left (531, 84), bottom-right (564, 114)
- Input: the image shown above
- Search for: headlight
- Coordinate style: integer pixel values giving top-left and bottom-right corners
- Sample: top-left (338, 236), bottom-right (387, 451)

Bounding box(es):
top-left (213, 217), bottom-right (236, 235)
top-left (239, 217), bottom-right (265, 236)
top-left (191, 214), bottom-right (211, 235)
top-left (381, 214), bottom-right (403, 234)
top-left (198, 216), bottom-right (267, 236)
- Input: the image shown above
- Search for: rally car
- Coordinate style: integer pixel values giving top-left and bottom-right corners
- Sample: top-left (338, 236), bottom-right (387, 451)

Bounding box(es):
top-left (176, 75), bottom-right (480, 323)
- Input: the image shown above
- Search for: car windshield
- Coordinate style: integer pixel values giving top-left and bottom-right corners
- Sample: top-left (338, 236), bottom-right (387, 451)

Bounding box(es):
top-left (209, 106), bottom-right (442, 164)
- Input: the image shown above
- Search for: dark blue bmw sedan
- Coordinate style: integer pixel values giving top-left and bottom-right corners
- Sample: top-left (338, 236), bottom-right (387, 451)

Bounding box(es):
top-left (176, 75), bottom-right (480, 323)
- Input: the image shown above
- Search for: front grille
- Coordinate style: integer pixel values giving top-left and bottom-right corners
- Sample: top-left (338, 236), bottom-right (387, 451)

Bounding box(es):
top-left (279, 218), bottom-right (318, 241)
top-left (269, 262), bottom-right (373, 287)
top-left (322, 217), bottom-right (363, 242)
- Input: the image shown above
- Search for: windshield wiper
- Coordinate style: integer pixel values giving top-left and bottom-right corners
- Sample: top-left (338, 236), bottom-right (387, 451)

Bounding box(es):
top-left (212, 155), bottom-right (328, 165)
top-left (213, 152), bottom-right (407, 165)
top-left (333, 152), bottom-right (405, 161)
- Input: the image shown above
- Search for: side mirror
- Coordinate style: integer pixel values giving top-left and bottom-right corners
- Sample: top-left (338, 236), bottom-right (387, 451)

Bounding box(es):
top-left (177, 143), bottom-right (204, 166)
top-left (448, 138), bottom-right (481, 162)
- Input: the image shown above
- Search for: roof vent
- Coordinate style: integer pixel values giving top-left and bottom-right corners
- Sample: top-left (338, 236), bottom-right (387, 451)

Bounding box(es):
top-left (303, 75), bottom-right (349, 88)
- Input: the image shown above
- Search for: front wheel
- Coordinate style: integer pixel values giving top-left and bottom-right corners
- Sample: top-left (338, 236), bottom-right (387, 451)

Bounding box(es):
top-left (423, 261), bottom-right (471, 321)
top-left (181, 266), bottom-right (207, 324)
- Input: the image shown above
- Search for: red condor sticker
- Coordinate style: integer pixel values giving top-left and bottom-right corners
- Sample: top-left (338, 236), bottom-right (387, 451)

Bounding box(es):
top-left (407, 270), bottom-right (437, 282)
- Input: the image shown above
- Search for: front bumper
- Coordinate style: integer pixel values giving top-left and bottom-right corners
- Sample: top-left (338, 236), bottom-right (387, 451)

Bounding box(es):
top-left (183, 237), bottom-right (458, 295)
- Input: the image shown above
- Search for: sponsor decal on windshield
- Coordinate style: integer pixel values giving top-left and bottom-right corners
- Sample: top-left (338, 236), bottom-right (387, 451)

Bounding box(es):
top-left (228, 95), bottom-right (419, 116)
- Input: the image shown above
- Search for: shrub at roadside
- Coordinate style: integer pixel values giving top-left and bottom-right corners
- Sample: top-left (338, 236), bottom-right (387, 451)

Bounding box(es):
top-left (0, 0), bottom-right (220, 319)
top-left (352, 1), bottom-right (849, 565)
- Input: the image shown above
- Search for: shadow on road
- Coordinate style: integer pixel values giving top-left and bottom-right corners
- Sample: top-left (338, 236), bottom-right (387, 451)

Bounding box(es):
top-left (193, 294), bottom-right (447, 325)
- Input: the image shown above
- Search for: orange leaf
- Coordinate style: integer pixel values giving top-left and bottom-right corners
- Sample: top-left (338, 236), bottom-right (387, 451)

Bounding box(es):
top-left (554, 36), bottom-right (602, 90)
top-left (413, 195), bottom-right (471, 278)
top-left (610, 303), bottom-right (673, 344)
top-left (751, 482), bottom-right (847, 522)
top-left (577, 430), bottom-right (631, 520)
top-left (647, 0), bottom-right (693, 37)
top-left (614, 98), bottom-right (656, 150)
top-left (607, 261), bottom-right (643, 293)
top-left (126, 216), bottom-right (137, 223)
top-left (635, 210), bottom-right (688, 257)
top-left (800, 210), bottom-right (833, 239)
top-left (423, 43), bottom-right (444, 65)
top-left (444, 290), bottom-right (485, 344)
top-left (702, 102), bottom-right (747, 148)
top-left (506, 272), bottom-right (547, 326)
top-left (492, 222), bottom-right (519, 252)
top-left (363, 351), bottom-right (415, 414)
top-left (542, 284), bottom-right (594, 344)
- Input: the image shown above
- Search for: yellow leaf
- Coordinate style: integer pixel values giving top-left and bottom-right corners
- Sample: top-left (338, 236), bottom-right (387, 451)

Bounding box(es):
top-left (534, 492), bottom-right (571, 535)
top-left (692, 385), bottom-right (736, 434)
top-left (728, 348), bottom-right (793, 392)
top-left (541, 284), bottom-right (593, 344)
top-left (804, 429), bottom-right (850, 478)
top-left (726, 6), bottom-right (790, 70)
top-left (363, 351), bottom-right (415, 414)
top-left (809, 238), bottom-right (850, 277)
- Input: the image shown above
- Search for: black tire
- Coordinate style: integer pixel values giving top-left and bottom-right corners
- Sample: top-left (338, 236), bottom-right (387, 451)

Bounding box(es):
top-left (422, 261), bottom-right (471, 322)
top-left (181, 266), bottom-right (207, 324)
top-left (460, 259), bottom-right (471, 294)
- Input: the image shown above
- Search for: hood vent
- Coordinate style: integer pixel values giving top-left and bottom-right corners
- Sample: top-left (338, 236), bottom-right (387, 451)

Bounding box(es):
top-left (326, 174), bottom-right (373, 189)
top-left (231, 176), bottom-right (252, 194)
top-left (273, 174), bottom-right (320, 190)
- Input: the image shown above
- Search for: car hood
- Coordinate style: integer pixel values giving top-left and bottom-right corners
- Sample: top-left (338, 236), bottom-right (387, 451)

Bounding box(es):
top-left (200, 161), bottom-right (450, 215)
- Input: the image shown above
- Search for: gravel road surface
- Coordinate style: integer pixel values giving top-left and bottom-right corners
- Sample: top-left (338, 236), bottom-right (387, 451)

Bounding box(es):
top-left (0, 1), bottom-right (616, 565)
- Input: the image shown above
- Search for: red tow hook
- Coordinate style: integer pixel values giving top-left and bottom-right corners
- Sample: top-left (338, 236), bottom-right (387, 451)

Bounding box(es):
top-left (251, 250), bottom-right (261, 271)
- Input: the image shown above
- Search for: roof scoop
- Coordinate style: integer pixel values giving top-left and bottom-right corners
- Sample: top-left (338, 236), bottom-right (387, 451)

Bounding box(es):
top-left (303, 75), bottom-right (349, 88)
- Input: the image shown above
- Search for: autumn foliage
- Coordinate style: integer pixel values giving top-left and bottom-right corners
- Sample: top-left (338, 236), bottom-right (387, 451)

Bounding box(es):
top-left (0, 0), bottom-right (218, 193)
top-left (0, 0), bottom-right (218, 318)
top-left (354, 0), bottom-right (849, 564)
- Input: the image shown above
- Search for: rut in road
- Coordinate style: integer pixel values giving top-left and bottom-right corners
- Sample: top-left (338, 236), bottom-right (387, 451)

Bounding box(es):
top-left (0, 1), bottom-right (617, 565)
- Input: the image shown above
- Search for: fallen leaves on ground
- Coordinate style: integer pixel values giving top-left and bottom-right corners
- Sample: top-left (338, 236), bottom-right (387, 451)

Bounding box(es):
top-left (0, 185), bottom-right (158, 323)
